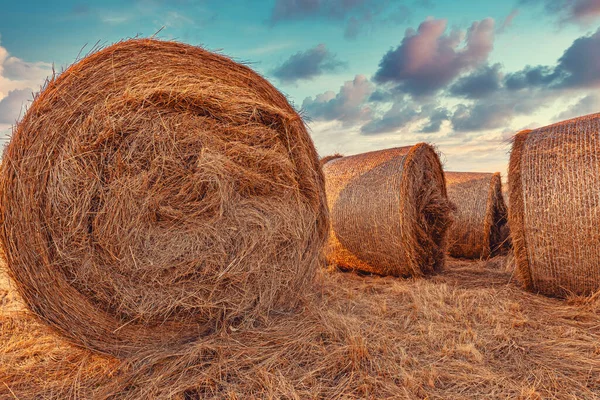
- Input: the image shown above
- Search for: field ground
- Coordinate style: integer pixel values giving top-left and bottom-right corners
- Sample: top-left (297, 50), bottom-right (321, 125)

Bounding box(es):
top-left (1, 257), bottom-right (600, 399)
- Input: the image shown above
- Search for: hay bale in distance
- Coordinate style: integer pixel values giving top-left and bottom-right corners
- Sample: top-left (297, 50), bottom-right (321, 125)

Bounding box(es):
top-left (509, 115), bottom-right (600, 297)
top-left (319, 153), bottom-right (343, 167)
top-left (323, 145), bottom-right (453, 277)
top-left (446, 172), bottom-right (509, 259)
top-left (0, 39), bottom-right (328, 357)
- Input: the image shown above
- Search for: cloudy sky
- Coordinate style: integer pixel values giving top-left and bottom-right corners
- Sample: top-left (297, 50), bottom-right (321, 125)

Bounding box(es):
top-left (1, 0), bottom-right (600, 175)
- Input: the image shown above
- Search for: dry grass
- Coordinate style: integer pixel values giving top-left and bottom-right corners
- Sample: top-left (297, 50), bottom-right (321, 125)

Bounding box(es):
top-left (509, 114), bottom-right (600, 297)
top-left (0, 38), bottom-right (328, 358)
top-left (2, 257), bottom-right (600, 399)
top-left (322, 145), bottom-right (453, 277)
top-left (446, 172), bottom-right (509, 259)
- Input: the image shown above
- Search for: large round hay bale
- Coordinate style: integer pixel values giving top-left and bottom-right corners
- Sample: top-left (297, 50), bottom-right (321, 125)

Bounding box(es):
top-left (446, 172), bottom-right (509, 259)
top-left (509, 115), bottom-right (600, 297)
top-left (0, 39), bottom-right (328, 357)
top-left (323, 145), bottom-right (453, 276)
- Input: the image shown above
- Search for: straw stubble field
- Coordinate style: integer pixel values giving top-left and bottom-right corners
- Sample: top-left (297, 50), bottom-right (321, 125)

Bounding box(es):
top-left (2, 257), bottom-right (600, 399)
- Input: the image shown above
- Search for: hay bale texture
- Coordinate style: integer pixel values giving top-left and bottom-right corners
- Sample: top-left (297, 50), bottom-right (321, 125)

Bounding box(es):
top-left (509, 115), bottom-right (600, 297)
top-left (319, 153), bottom-right (343, 167)
top-left (0, 38), bottom-right (328, 357)
top-left (446, 172), bottom-right (509, 259)
top-left (323, 145), bottom-right (453, 277)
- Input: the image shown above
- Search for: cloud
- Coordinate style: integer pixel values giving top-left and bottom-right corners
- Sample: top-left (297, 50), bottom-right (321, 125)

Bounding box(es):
top-left (555, 94), bottom-right (600, 120)
top-left (449, 89), bottom-right (551, 132)
top-left (2, 56), bottom-right (51, 82)
top-left (360, 101), bottom-right (445, 135)
top-left (270, 0), bottom-right (425, 39)
top-left (271, 0), bottom-right (376, 22)
top-left (373, 18), bottom-right (495, 96)
top-left (505, 27), bottom-right (600, 90)
top-left (344, 16), bottom-right (364, 39)
top-left (504, 65), bottom-right (559, 90)
top-left (360, 102), bottom-right (421, 134)
top-left (0, 40), bottom-right (51, 132)
top-left (449, 63), bottom-right (502, 99)
top-left (451, 102), bottom-right (515, 132)
top-left (271, 44), bottom-right (345, 83)
top-left (304, 13), bottom-right (600, 156)
top-left (302, 75), bottom-right (374, 124)
top-left (420, 107), bottom-right (450, 133)
top-left (498, 9), bottom-right (519, 32)
top-left (0, 88), bottom-right (32, 124)
top-left (520, 0), bottom-right (600, 24)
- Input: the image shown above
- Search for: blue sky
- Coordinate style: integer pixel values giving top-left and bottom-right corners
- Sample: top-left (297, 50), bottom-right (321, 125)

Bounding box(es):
top-left (1, 0), bottom-right (600, 175)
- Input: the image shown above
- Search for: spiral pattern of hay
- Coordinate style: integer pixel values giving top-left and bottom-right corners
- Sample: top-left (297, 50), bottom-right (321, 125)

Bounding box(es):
top-left (509, 114), bottom-right (600, 297)
top-left (446, 172), bottom-right (509, 259)
top-left (322, 145), bottom-right (453, 277)
top-left (0, 39), bottom-right (328, 357)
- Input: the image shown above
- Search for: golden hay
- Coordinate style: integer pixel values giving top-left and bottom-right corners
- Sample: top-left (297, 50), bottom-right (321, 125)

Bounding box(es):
top-left (509, 115), bottom-right (600, 297)
top-left (446, 172), bottom-right (509, 259)
top-left (2, 259), bottom-right (600, 399)
top-left (319, 153), bottom-right (343, 167)
top-left (322, 145), bottom-right (453, 277)
top-left (0, 38), bottom-right (328, 358)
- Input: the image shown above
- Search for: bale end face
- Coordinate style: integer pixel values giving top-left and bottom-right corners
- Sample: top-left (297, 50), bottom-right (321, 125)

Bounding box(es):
top-left (0, 38), bottom-right (328, 357)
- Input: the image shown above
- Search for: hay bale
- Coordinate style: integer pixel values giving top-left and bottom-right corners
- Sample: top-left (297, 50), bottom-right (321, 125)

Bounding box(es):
top-left (509, 115), bottom-right (600, 297)
top-left (0, 38), bottom-right (328, 357)
top-left (446, 172), bottom-right (509, 259)
top-left (322, 145), bottom-right (453, 276)
top-left (319, 153), bottom-right (343, 167)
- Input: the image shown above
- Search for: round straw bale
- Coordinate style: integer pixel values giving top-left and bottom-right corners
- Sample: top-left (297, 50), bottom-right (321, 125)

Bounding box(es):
top-left (319, 153), bottom-right (343, 167)
top-left (445, 172), bottom-right (509, 259)
top-left (323, 145), bottom-right (453, 277)
top-left (509, 115), bottom-right (600, 297)
top-left (0, 39), bottom-right (328, 357)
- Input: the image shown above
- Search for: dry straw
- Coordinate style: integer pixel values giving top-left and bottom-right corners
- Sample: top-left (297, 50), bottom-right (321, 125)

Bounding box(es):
top-left (509, 114), bottom-right (600, 297)
top-left (319, 153), bottom-right (343, 167)
top-left (0, 38), bottom-right (328, 358)
top-left (322, 145), bottom-right (453, 277)
top-left (446, 172), bottom-right (509, 259)
top-left (4, 258), bottom-right (600, 399)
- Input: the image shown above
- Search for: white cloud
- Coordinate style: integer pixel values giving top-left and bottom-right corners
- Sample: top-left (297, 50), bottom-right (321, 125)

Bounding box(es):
top-left (0, 38), bottom-right (52, 146)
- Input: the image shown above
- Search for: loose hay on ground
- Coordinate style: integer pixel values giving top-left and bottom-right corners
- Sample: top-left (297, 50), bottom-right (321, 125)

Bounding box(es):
top-left (509, 115), bottom-right (600, 297)
top-left (446, 172), bottom-right (509, 259)
top-left (322, 145), bottom-right (453, 277)
top-left (2, 259), bottom-right (600, 399)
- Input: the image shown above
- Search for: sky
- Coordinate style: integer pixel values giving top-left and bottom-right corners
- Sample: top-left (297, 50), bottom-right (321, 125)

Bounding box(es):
top-left (1, 0), bottom-right (600, 175)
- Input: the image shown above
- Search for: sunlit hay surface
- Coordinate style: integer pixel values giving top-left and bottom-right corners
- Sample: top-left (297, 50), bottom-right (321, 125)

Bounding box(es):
top-left (0, 38), bottom-right (328, 358)
top-left (510, 114), bottom-right (600, 297)
top-left (319, 153), bottom-right (343, 167)
top-left (2, 259), bottom-right (600, 399)
top-left (322, 145), bottom-right (453, 277)
top-left (446, 172), bottom-right (509, 259)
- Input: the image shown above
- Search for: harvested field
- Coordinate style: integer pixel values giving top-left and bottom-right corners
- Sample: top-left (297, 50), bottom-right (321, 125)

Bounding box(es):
top-left (0, 38), bottom-right (328, 358)
top-left (446, 172), bottom-right (509, 259)
top-left (2, 258), bottom-right (600, 399)
top-left (322, 145), bottom-right (453, 277)
top-left (509, 115), bottom-right (600, 297)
